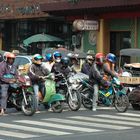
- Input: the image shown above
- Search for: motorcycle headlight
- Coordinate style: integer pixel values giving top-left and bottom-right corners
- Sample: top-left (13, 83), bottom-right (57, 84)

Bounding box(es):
top-left (69, 77), bottom-right (75, 83)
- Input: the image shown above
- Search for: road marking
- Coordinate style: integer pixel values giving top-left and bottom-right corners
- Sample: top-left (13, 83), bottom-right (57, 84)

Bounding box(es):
top-left (70, 116), bottom-right (140, 126)
top-left (0, 122), bottom-right (71, 136)
top-left (0, 130), bottom-right (37, 138)
top-left (43, 118), bottom-right (132, 130)
top-left (117, 112), bottom-right (140, 117)
top-left (95, 114), bottom-right (140, 122)
top-left (15, 120), bottom-right (101, 132)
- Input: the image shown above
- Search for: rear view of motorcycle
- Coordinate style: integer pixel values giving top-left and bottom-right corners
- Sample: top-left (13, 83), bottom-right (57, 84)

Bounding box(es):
top-left (55, 72), bottom-right (81, 111)
top-left (7, 75), bottom-right (36, 116)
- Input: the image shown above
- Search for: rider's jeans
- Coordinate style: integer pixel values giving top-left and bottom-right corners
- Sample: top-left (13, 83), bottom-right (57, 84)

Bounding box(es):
top-left (33, 82), bottom-right (45, 109)
top-left (92, 84), bottom-right (99, 109)
top-left (0, 84), bottom-right (9, 110)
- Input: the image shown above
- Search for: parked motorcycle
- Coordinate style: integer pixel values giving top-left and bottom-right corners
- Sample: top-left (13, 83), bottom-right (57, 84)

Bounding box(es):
top-left (77, 75), bottom-right (129, 112)
top-left (55, 72), bottom-right (81, 111)
top-left (38, 74), bottom-right (65, 113)
top-left (6, 75), bottom-right (36, 116)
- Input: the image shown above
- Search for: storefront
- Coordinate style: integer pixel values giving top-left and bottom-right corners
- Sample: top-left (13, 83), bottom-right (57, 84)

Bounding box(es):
top-left (40, 0), bottom-right (140, 57)
top-left (0, 0), bottom-right (72, 54)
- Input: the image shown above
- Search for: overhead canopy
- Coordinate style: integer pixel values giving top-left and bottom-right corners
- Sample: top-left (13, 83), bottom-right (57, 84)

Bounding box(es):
top-left (120, 48), bottom-right (140, 57)
top-left (23, 34), bottom-right (63, 46)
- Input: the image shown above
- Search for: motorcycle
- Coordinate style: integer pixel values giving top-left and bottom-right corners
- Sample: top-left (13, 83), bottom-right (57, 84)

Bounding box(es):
top-left (77, 75), bottom-right (129, 112)
top-left (55, 72), bottom-right (81, 111)
top-left (38, 74), bottom-right (65, 113)
top-left (6, 75), bottom-right (36, 116)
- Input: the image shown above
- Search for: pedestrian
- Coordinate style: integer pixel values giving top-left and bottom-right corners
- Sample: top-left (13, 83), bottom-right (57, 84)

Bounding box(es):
top-left (0, 52), bottom-right (18, 115)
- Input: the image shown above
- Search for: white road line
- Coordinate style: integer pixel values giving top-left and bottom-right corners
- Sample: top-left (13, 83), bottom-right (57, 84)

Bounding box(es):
top-left (117, 113), bottom-right (140, 117)
top-left (0, 130), bottom-right (37, 138)
top-left (15, 120), bottom-right (101, 133)
top-left (0, 122), bottom-right (71, 136)
top-left (43, 118), bottom-right (132, 130)
top-left (95, 114), bottom-right (140, 122)
top-left (70, 116), bottom-right (140, 127)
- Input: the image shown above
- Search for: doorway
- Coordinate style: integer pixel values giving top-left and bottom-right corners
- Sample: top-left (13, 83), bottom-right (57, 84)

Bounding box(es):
top-left (110, 31), bottom-right (131, 66)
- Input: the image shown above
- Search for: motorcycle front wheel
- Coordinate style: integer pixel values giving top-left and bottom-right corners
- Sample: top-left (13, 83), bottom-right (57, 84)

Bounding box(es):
top-left (21, 93), bottom-right (36, 116)
top-left (51, 101), bottom-right (64, 113)
top-left (67, 90), bottom-right (81, 111)
top-left (82, 88), bottom-right (92, 110)
top-left (114, 93), bottom-right (129, 112)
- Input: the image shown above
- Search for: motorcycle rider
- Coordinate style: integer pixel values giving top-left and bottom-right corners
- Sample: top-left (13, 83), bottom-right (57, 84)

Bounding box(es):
top-left (81, 50), bottom-right (95, 75)
top-left (60, 56), bottom-right (73, 77)
top-left (89, 53), bottom-right (110, 111)
top-left (103, 53), bottom-right (119, 80)
top-left (51, 51), bottom-right (62, 73)
top-left (0, 52), bottom-right (18, 115)
top-left (43, 53), bottom-right (54, 72)
top-left (28, 54), bottom-right (50, 111)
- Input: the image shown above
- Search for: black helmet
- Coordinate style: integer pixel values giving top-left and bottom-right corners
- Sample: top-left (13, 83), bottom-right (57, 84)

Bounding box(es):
top-left (61, 57), bottom-right (70, 66)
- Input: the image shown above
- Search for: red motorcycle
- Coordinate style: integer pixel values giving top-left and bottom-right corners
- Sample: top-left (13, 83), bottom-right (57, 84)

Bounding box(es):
top-left (7, 75), bottom-right (36, 116)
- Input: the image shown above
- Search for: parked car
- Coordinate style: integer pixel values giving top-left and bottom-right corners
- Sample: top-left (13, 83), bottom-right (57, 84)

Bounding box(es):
top-left (14, 55), bottom-right (32, 66)
top-left (14, 55), bottom-right (32, 75)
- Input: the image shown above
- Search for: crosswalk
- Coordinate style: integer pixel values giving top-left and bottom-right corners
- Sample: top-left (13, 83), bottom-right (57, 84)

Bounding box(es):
top-left (0, 112), bottom-right (140, 139)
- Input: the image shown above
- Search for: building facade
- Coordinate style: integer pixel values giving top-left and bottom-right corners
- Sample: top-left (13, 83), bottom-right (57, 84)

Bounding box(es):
top-left (0, 0), bottom-right (140, 58)
top-left (41, 0), bottom-right (140, 57)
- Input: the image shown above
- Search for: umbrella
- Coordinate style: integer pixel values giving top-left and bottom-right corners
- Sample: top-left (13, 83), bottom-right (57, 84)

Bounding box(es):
top-left (23, 34), bottom-right (63, 46)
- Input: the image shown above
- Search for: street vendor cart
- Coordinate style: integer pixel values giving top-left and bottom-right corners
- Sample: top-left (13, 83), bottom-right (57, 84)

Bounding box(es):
top-left (119, 48), bottom-right (140, 110)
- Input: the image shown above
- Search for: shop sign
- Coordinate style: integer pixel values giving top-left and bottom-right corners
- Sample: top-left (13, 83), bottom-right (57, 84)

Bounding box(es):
top-left (73, 20), bottom-right (99, 31)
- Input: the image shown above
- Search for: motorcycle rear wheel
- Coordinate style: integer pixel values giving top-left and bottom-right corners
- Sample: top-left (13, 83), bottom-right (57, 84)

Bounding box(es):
top-left (67, 90), bottom-right (81, 111)
top-left (114, 93), bottom-right (129, 112)
top-left (51, 101), bottom-right (64, 113)
top-left (21, 93), bottom-right (36, 116)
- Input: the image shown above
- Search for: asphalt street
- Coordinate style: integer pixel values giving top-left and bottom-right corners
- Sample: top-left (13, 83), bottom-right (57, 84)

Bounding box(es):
top-left (0, 106), bottom-right (140, 140)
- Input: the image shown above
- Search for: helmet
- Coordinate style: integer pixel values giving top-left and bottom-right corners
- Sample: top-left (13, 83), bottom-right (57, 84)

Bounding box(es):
top-left (53, 51), bottom-right (62, 63)
top-left (32, 54), bottom-right (43, 65)
top-left (53, 51), bottom-right (61, 59)
top-left (5, 52), bottom-right (15, 61)
top-left (106, 53), bottom-right (116, 63)
top-left (61, 56), bottom-right (70, 66)
top-left (95, 53), bottom-right (105, 65)
top-left (86, 55), bottom-right (94, 64)
top-left (45, 53), bottom-right (53, 61)
top-left (3, 52), bottom-right (10, 61)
